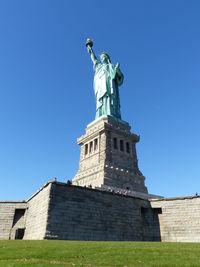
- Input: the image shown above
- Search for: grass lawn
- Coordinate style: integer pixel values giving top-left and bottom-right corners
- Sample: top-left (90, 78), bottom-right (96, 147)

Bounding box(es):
top-left (0, 240), bottom-right (200, 267)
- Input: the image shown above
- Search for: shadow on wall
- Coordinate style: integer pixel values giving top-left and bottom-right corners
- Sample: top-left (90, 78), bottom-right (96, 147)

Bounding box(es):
top-left (11, 208), bottom-right (26, 240)
top-left (141, 207), bottom-right (162, 241)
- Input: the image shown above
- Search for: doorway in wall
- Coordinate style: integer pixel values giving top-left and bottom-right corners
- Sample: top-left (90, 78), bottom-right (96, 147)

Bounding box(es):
top-left (15, 228), bottom-right (25, 239)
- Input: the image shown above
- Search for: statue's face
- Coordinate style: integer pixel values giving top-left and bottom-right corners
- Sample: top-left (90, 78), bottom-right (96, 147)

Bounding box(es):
top-left (100, 54), bottom-right (109, 64)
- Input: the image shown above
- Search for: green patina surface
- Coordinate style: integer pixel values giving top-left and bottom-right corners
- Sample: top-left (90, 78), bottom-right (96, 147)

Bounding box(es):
top-left (86, 39), bottom-right (124, 120)
top-left (0, 240), bottom-right (200, 267)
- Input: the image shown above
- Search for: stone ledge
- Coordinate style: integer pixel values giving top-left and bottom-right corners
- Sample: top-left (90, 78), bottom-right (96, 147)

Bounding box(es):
top-left (0, 200), bottom-right (26, 203)
top-left (51, 181), bottom-right (149, 201)
top-left (151, 195), bottom-right (200, 202)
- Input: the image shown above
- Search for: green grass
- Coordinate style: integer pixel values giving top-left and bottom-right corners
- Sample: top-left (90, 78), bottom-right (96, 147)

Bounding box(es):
top-left (0, 241), bottom-right (200, 267)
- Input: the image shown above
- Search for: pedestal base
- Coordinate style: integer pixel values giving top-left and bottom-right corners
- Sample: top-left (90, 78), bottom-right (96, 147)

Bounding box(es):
top-left (73, 116), bottom-right (148, 194)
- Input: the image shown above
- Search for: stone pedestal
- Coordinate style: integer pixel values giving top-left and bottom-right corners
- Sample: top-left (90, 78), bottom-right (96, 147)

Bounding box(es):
top-left (73, 116), bottom-right (148, 194)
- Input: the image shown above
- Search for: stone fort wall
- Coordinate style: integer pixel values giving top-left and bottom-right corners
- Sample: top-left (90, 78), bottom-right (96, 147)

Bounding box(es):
top-left (0, 201), bottom-right (27, 240)
top-left (0, 181), bottom-right (200, 242)
top-left (151, 196), bottom-right (200, 242)
top-left (23, 183), bottom-right (51, 240)
top-left (44, 182), bottom-right (156, 241)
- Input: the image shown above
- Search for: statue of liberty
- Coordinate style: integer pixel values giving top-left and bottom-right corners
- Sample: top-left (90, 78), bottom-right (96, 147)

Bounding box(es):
top-left (86, 39), bottom-right (124, 120)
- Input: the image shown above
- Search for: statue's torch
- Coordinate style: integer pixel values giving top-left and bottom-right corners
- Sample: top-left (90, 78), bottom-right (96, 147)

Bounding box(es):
top-left (86, 38), bottom-right (93, 53)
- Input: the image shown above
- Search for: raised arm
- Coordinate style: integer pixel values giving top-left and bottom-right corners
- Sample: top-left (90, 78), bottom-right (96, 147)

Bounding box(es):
top-left (86, 38), bottom-right (98, 67)
top-left (87, 46), bottom-right (98, 66)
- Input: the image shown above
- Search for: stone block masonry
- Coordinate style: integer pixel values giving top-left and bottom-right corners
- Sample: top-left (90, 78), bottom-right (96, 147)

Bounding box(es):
top-left (0, 201), bottom-right (27, 240)
top-left (45, 182), bottom-right (152, 241)
top-left (23, 182), bottom-right (51, 240)
top-left (73, 116), bottom-right (148, 194)
top-left (0, 181), bottom-right (200, 242)
top-left (151, 196), bottom-right (200, 242)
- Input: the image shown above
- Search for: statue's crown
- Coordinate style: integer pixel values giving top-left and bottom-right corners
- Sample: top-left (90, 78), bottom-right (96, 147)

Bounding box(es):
top-left (100, 51), bottom-right (109, 56)
top-left (100, 51), bottom-right (110, 61)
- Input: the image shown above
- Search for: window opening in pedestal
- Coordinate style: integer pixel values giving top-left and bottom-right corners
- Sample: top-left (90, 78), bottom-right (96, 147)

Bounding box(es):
top-left (85, 144), bottom-right (88, 155)
top-left (89, 141), bottom-right (93, 153)
top-left (120, 140), bottom-right (124, 151)
top-left (113, 137), bottom-right (118, 149)
top-left (126, 142), bottom-right (130, 153)
top-left (94, 138), bottom-right (98, 151)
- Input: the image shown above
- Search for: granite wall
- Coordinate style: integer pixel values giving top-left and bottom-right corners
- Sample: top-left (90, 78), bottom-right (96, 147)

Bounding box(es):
top-left (1, 182), bottom-right (200, 242)
top-left (73, 117), bottom-right (148, 194)
top-left (23, 183), bottom-right (51, 240)
top-left (0, 201), bottom-right (27, 240)
top-left (45, 182), bottom-right (155, 241)
top-left (151, 196), bottom-right (200, 242)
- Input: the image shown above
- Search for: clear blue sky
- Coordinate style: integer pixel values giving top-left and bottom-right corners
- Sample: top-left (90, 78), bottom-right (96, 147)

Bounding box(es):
top-left (0, 0), bottom-right (200, 200)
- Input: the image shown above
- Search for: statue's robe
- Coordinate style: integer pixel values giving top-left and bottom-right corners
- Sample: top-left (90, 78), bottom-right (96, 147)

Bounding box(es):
top-left (93, 61), bottom-right (122, 119)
